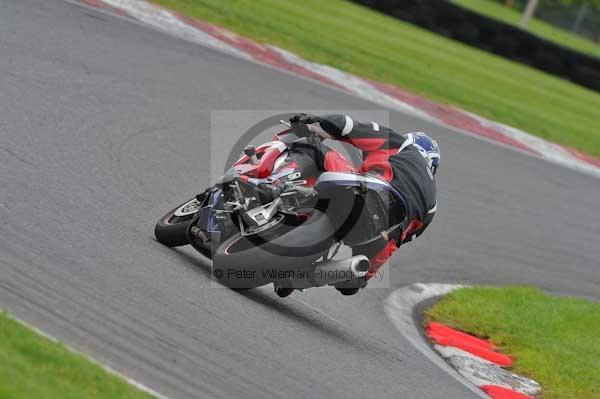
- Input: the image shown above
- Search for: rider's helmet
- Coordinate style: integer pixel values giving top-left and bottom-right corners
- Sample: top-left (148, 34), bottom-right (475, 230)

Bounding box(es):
top-left (403, 132), bottom-right (440, 176)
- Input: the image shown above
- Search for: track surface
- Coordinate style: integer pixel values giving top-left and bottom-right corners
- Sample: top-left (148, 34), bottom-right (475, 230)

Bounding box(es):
top-left (1, 1), bottom-right (599, 398)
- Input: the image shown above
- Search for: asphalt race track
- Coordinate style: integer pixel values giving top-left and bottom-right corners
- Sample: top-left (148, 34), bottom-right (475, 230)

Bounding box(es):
top-left (1, 1), bottom-right (599, 398)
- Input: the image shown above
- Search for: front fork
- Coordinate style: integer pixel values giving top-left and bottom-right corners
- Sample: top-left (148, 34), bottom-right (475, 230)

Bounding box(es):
top-left (187, 188), bottom-right (221, 256)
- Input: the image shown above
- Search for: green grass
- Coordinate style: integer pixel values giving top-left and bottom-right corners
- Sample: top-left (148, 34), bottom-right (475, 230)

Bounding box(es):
top-left (453, 0), bottom-right (600, 59)
top-left (426, 286), bottom-right (600, 399)
top-left (0, 311), bottom-right (155, 399)
top-left (149, 0), bottom-right (600, 159)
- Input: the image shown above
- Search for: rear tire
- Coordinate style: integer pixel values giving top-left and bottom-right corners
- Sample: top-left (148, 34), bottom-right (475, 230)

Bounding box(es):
top-left (212, 209), bottom-right (335, 289)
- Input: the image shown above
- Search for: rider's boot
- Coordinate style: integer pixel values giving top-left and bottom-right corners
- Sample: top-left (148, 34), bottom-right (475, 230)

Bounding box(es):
top-left (336, 287), bottom-right (360, 296)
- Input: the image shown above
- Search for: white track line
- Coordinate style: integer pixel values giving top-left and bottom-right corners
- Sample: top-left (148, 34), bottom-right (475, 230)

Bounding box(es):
top-left (100, 0), bottom-right (249, 59)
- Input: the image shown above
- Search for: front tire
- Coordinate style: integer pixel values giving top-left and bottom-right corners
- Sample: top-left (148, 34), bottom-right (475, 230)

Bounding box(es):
top-left (155, 197), bottom-right (203, 247)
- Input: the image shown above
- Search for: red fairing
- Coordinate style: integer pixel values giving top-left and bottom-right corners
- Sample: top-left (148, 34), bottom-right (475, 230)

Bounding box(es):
top-left (234, 142), bottom-right (285, 178)
top-left (234, 142), bottom-right (271, 166)
top-left (366, 240), bottom-right (398, 280)
top-left (324, 150), bottom-right (356, 172)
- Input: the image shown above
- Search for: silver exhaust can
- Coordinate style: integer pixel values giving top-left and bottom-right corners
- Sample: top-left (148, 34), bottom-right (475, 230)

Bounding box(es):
top-left (280, 255), bottom-right (370, 289)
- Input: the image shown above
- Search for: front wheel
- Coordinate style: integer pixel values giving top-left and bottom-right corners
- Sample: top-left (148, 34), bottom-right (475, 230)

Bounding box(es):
top-left (154, 197), bottom-right (203, 247)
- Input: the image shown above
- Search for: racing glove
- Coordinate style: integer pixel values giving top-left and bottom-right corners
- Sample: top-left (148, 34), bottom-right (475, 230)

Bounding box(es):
top-left (289, 113), bottom-right (321, 125)
top-left (290, 113), bottom-right (336, 141)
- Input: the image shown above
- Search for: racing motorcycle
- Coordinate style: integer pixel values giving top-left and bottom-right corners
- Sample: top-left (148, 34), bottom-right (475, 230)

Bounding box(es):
top-left (154, 121), bottom-right (405, 296)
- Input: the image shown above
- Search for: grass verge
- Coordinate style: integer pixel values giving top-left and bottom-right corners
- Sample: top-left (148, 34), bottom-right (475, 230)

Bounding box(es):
top-left (426, 286), bottom-right (600, 399)
top-left (0, 311), bottom-right (155, 399)
top-left (148, 0), bottom-right (600, 159)
top-left (454, 0), bottom-right (600, 59)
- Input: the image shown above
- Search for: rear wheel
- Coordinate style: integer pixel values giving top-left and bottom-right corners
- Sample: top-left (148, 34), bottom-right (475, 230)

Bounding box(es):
top-left (212, 209), bottom-right (335, 289)
top-left (154, 197), bottom-right (203, 247)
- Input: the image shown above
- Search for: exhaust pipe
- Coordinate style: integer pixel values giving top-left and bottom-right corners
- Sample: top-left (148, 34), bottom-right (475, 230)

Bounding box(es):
top-left (280, 255), bottom-right (370, 289)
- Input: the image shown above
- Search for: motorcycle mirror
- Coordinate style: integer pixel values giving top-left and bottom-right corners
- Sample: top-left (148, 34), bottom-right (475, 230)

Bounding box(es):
top-left (244, 145), bottom-right (259, 165)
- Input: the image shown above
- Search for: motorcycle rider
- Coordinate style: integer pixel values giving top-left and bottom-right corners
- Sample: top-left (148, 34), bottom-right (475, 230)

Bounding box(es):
top-left (288, 113), bottom-right (439, 295)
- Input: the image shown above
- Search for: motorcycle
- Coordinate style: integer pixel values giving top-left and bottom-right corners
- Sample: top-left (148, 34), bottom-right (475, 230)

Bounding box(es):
top-left (154, 121), bottom-right (405, 296)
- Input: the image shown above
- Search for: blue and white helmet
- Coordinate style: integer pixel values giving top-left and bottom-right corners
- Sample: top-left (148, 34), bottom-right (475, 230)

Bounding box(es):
top-left (403, 132), bottom-right (441, 175)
